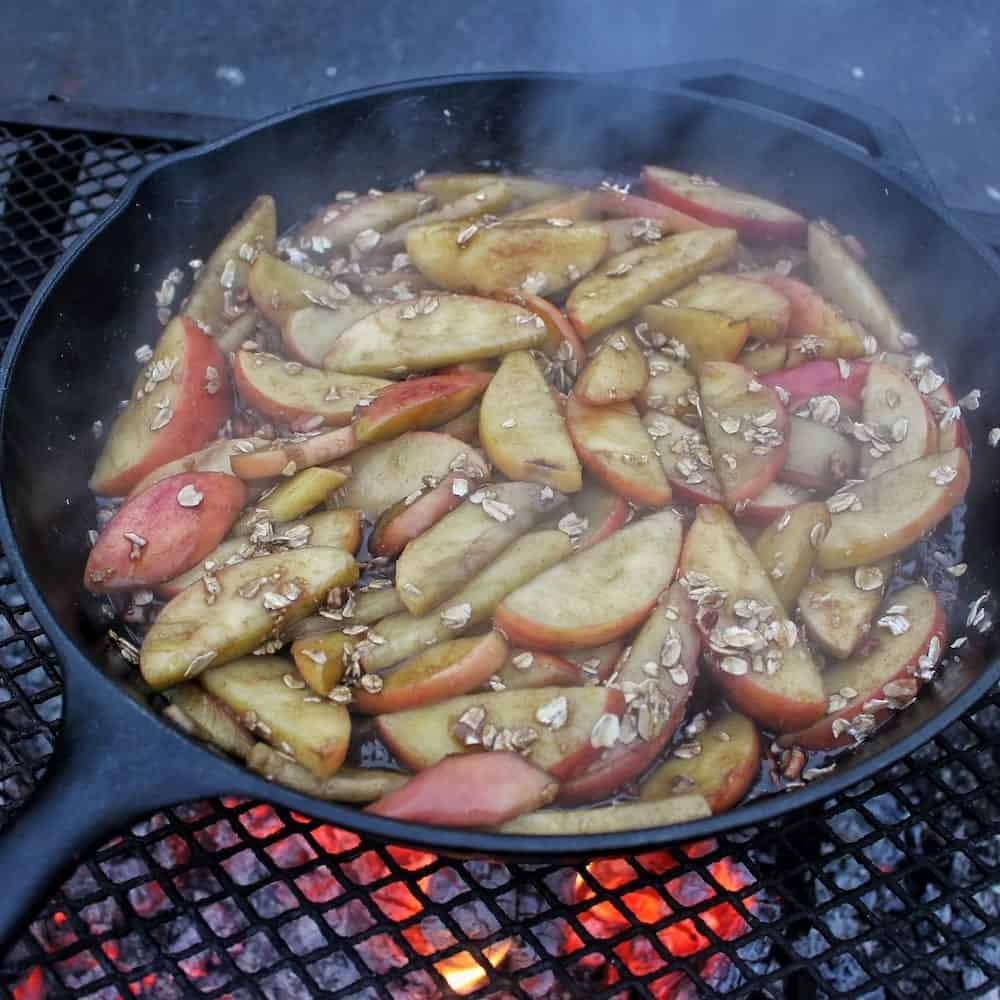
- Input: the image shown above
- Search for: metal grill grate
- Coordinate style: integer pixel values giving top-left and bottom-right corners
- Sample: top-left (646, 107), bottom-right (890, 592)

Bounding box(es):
top-left (0, 111), bottom-right (998, 1000)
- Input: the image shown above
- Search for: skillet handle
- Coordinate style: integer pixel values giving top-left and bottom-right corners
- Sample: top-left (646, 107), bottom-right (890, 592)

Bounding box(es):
top-left (0, 647), bottom-right (223, 956)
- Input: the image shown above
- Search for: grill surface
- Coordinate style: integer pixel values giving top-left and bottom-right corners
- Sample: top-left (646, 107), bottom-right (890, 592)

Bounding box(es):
top-left (0, 110), bottom-right (998, 1000)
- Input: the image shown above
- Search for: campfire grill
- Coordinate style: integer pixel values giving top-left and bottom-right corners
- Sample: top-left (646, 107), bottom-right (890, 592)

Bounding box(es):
top-left (0, 97), bottom-right (999, 1000)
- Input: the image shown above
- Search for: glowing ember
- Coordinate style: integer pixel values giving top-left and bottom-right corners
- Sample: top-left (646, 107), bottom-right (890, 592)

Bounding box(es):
top-left (436, 939), bottom-right (513, 995)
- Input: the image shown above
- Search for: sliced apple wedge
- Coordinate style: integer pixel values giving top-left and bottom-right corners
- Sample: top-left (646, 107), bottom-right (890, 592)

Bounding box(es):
top-left (558, 582), bottom-right (700, 806)
top-left (297, 191), bottom-right (430, 250)
top-left (741, 480), bottom-right (815, 525)
top-left (564, 641), bottom-right (625, 682)
top-left (565, 395), bottom-right (671, 506)
top-left (594, 189), bottom-right (707, 232)
top-left (85, 472), bottom-right (245, 592)
top-left (165, 683), bottom-right (256, 761)
top-left (506, 190), bottom-right (595, 221)
top-left (752, 501), bottom-right (830, 610)
top-left (323, 293), bottom-right (547, 376)
top-left (405, 220), bottom-right (607, 296)
top-left (859, 361), bottom-right (937, 478)
top-left (353, 632), bottom-right (508, 714)
top-left (248, 252), bottom-right (362, 329)
top-left (129, 437), bottom-right (266, 496)
top-left (761, 359), bottom-right (868, 418)
top-left (781, 416), bottom-right (858, 490)
top-left (370, 474), bottom-right (473, 558)
top-left (336, 431), bottom-right (488, 518)
top-left (140, 547), bottom-right (358, 690)
top-left (575, 328), bottom-right (649, 404)
top-left (480, 351), bottom-right (583, 492)
top-left (495, 510), bottom-right (683, 650)
top-left (818, 448), bottom-right (970, 570)
top-left (497, 794), bottom-right (710, 834)
top-left (643, 412), bottom-right (723, 504)
top-left (674, 273), bottom-right (790, 340)
top-left (737, 339), bottom-right (788, 375)
top-left (248, 743), bottom-right (406, 802)
top-left (495, 649), bottom-right (583, 690)
top-left (375, 684), bottom-right (624, 780)
top-left (395, 481), bottom-right (565, 615)
top-left (679, 505), bottom-right (826, 732)
top-left (353, 372), bottom-right (491, 444)
top-left (798, 559), bottom-right (892, 659)
top-left (639, 711), bottom-right (760, 814)
top-left (560, 481), bottom-right (629, 549)
top-left (90, 317), bottom-right (231, 496)
top-left (184, 195), bottom-right (276, 333)
top-left (281, 302), bottom-right (378, 368)
top-left (416, 173), bottom-right (570, 206)
top-left (600, 218), bottom-right (660, 256)
top-left (566, 228), bottom-right (739, 339)
top-left (640, 303), bottom-right (749, 367)
top-left (366, 752), bottom-right (558, 827)
top-left (494, 289), bottom-right (586, 375)
top-left (201, 656), bottom-right (350, 779)
top-left (808, 220), bottom-right (907, 350)
top-left (639, 355), bottom-right (699, 418)
top-left (229, 427), bottom-right (356, 480)
top-left (232, 467), bottom-right (346, 534)
top-left (642, 165), bottom-right (806, 243)
top-left (699, 361), bottom-right (788, 508)
top-left (781, 584), bottom-right (946, 750)
top-left (380, 182), bottom-right (513, 250)
top-left (233, 349), bottom-right (389, 427)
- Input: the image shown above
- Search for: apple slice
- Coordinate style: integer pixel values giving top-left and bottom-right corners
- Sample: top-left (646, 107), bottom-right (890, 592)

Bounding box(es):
top-left (859, 361), bottom-right (937, 478)
top-left (201, 656), bottom-right (350, 779)
top-left (353, 632), bottom-right (508, 714)
top-left (248, 252), bottom-right (364, 329)
top-left (575, 328), bottom-right (648, 404)
top-left (232, 467), bottom-right (346, 534)
top-left (129, 438), bottom-right (267, 496)
top-left (639, 355), bottom-right (699, 418)
top-left (495, 649), bottom-right (583, 690)
top-left (566, 228), bottom-right (739, 339)
top-left (366, 752), bottom-right (558, 827)
top-left (506, 190), bottom-right (595, 221)
top-left (557, 582), bottom-right (700, 806)
top-left (594, 188), bottom-right (707, 232)
top-left (165, 684), bottom-right (255, 760)
top-left (480, 351), bottom-right (583, 492)
top-left (140, 547), bottom-right (358, 690)
top-left (495, 510), bottom-right (683, 650)
top-left (90, 317), bottom-right (231, 496)
top-left (381, 182), bottom-right (513, 250)
top-left (781, 416), bottom-right (858, 490)
top-left (738, 339), bottom-right (788, 375)
top-left (370, 474), bottom-right (475, 558)
top-left (494, 289), bottom-right (586, 376)
top-left (879, 353), bottom-right (970, 452)
top-left (564, 641), bottom-right (625, 682)
top-left (375, 684), bottom-right (624, 780)
top-left (184, 195), bottom-right (277, 333)
top-left (818, 448), bottom-right (970, 570)
top-left (752, 501), bottom-right (831, 610)
top-left (761, 358), bottom-right (868, 418)
top-left (639, 711), bottom-right (760, 814)
top-left (281, 302), bottom-right (378, 368)
top-left (565, 395), bottom-right (671, 506)
top-left (229, 427), bottom-right (357, 480)
top-left (679, 504), bottom-right (826, 732)
top-left (642, 165), bottom-right (806, 243)
top-left (323, 293), bottom-right (548, 376)
top-left (643, 412), bottom-right (723, 504)
top-left (336, 431), bottom-right (488, 518)
top-left (798, 559), bottom-right (893, 659)
top-left (497, 794), bottom-right (710, 834)
top-left (781, 584), bottom-right (945, 750)
top-left (416, 173), bottom-right (570, 206)
top-left (699, 361), bottom-right (788, 508)
top-left (353, 372), bottom-right (491, 444)
top-left (233, 349), bottom-right (390, 427)
top-left (405, 220), bottom-right (607, 296)
top-left (741, 480), bottom-right (815, 526)
top-left (85, 472), bottom-right (245, 592)
top-left (674, 274), bottom-right (790, 340)
top-left (395, 481), bottom-right (566, 615)
top-left (640, 303), bottom-right (749, 367)
top-left (808, 220), bottom-right (907, 350)
top-left (561, 481), bottom-right (629, 549)
top-left (297, 191), bottom-right (430, 250)
top-left (248, 743), bottom-right (406, 802)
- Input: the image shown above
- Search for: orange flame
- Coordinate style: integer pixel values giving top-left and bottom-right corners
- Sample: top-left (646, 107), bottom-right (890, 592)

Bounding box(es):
top-left (436, 939), bottom-right (513, 995)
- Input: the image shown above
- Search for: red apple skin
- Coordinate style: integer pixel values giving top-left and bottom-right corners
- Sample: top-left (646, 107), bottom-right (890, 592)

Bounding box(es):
top-left (642, 166), bottom-right (807, 243)
top-left (593, 189), bottom-right (707, 232)
top-left (365, 751), bottom-right (558, 827)
top-left (496, 289), bottom-right (587, 373)
top-left (353, 632), bottom-right (508, 714)
top-left (709, 668), bottom-right (826, 734)
top-left (90, 318), bottom-right (231, 496)
top-left (369, 474), bottom-right (468, 558)
top-left (579, 494), bottom-right (629, 549)
top-left (740, 482), bottom-right (815, 526)
top-left (761, 360), bottom-right (869, 417)
top-left (84, 472), bottom-right (246, 592)
top-left (353, 373), bottom-right (492, 444)
top-left (229, 425), bottom-right (357, 479)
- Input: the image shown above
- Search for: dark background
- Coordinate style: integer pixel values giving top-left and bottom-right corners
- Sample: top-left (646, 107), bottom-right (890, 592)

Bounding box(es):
top-left (2, 0), bottom-right (996, 212)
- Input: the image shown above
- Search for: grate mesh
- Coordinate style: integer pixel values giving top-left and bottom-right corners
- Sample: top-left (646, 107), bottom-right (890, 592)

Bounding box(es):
top-left (0, 116), bottom-right (998, 1000)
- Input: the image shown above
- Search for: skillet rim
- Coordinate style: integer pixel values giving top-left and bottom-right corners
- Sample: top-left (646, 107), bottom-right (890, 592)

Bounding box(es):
top-left (2, 70), bottom-right (999, 859)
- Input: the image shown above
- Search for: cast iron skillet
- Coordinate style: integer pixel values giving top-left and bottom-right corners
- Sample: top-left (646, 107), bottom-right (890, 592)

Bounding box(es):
top-left (1, 62), bottom-right (999, 950)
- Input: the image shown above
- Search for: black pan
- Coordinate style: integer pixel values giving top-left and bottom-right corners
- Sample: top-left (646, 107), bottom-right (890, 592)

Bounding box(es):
top-left (2, 61), bottom-right (999, 952)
